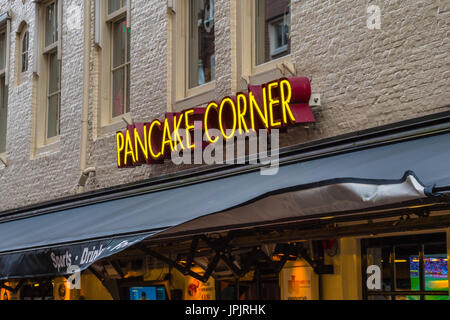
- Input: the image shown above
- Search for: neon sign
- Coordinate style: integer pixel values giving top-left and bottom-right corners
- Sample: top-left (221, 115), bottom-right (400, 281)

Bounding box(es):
top-left (116, 77), bottom-right (315, 167)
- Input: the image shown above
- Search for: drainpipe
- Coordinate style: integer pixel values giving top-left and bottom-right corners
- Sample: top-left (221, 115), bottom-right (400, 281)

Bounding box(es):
top-left (79, 0), bottom-right (92, 193)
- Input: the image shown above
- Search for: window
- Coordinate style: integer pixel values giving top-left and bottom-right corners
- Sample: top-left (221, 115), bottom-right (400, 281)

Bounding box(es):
top-left (32, 0), bottom-right (62, 151)
top-left (107, 0), bottom-right (130, 120)
top-left (45, 2), bottom-right (58, 49)
top-left (108, 0), bottom-right (127, 15)
top-left (111, 17), bottom-right (130, 118)
top-left (46, 51), bottom-right (60, 138)
top-left (168, 0), bottom-right (216, 109)
top-left (188, 0), bottom-right (215, 89)
top-left (255, 0), bottom-right (290, 66)
top-left (236, 0), bottom-right (292, 89)
top-left (14, 22), bottom-right (29, 87)
top-left (21, 31), bottom-right (29, 73)
top-left (362, 233), bottom-right (449, 300)
top-left (44, 0), bottom-right (61, 140)
top-left (0, 28), bottom-right (8, 154)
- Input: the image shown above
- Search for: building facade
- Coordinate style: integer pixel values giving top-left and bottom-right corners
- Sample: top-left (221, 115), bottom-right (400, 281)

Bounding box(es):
top-left (0, 0), bottom-right (449, 300)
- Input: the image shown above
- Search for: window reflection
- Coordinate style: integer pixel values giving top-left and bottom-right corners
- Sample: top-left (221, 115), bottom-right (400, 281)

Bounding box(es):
top-left (363, 234), bottom-right (449, 301)
top-left (189, 0), bottom-right (215, 89)
top-left (255, 0), bottom-right (291, 65)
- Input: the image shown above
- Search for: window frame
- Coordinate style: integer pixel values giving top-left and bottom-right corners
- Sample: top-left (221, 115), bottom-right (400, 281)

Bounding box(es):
top-left (361, 233), bottom-right (449, 300)
top-left (0, 28), bottom-right (6, 75)
top-left (186, 0), bottom-right (216, 94)
top-left (21, 29), bottom-right (29, 74)
top-left (44, 0), bottom-right (58, 52)
top-left (109, 14), bottom-right (130, 122)
top-left (96, 0), bottom-right (131, 133)
top-left (0, 25), bottom-right (7, 157)
top-left (251, 0), bottom-right (291, 73)
top-left (237, 0), bottom-right (293, 88)
top-left (43, 0), bottom-right (60, 144)
top-left (267, 16), bottom-right (289, 58)
top-left (107, 0), bottom-right (127, 18)
top-left (169, 0), bottom-right (216, 111)
top-left (45, 50), bottom-right (61, 141)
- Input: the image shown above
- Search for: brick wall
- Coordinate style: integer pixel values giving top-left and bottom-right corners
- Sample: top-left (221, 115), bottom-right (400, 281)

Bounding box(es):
top-left (0, 0), bottom-right (449, 211)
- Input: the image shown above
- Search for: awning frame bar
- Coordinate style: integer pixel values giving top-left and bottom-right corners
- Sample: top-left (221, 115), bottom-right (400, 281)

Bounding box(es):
top-left (0, 279), bottom-right (25, 293)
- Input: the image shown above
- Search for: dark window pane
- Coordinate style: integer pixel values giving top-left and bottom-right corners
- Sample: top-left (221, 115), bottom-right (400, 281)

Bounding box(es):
top-left (22, 53), bottom-right (28, 73)
top-left (395, 245), bottom-right (420, 291)
top-left (108, 0), bottom-right (122, 14)
top-left (0, 32), bottom-right (5, 70)
top-left (126, 65), bottom-right (130, 113)
top-left (45, 3), bottom-right (57, 47)
top-left (23, 31), bottom-right (29, 52)
top-left (127, 23), bottom-right (130, 63)
top-left (48, 52), bottom-right (60, 94)
top-left (112, 67), bottom-right (125, 117)
top-left (0, 77), bottom-right (7, 153)
top-left (22, 32), bottom-right (29, 73)
top-left (113, 18), bottom-right (126, 68)
top-left (189, 0), bottom-right (215, 88)
top-left (255, 0), bottom-right (290, 65)
top-left (47, 94), bottom-right (60, 138)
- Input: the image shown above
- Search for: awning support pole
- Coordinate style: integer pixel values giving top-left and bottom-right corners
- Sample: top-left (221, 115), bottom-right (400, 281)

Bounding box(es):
top-left (87, 267), bottom-right (121, 300)
top-left (137, 234), bottom-right (240, 283)
top-left (138, 244), bottom-right (220, 283)
top-left (88, 266), bottom-right (105, 282)
top-left (0, 279), bottom-right (24, 293)
top-left (109, 260), bottom-right (126, 279)
top-left (297, 244), bottom-right (334, 275)
top-left (199, 234), bottom-right (248, 278)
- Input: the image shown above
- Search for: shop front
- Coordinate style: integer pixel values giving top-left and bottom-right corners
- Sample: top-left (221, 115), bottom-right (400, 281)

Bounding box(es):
top-left (1, 84), bottom-right (450, 300)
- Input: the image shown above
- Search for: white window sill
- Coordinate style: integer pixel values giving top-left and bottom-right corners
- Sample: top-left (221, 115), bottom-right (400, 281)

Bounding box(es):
top-left (33, 138), bottom-right (61, 159)
top-left (244, 55), bottom-right (293, 87)
top-left (174, 82), bottom-right (217, 112)
top-left (0, 153), bottom-right (7, 168)
top-left (98, 115), bottom-right (130, 138)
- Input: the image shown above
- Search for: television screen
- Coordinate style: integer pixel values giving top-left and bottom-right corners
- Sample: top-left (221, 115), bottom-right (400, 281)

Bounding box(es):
top-left (409, 254), bottom-right (448, 300)
top-left (129, 286), bottom-right (167, 301)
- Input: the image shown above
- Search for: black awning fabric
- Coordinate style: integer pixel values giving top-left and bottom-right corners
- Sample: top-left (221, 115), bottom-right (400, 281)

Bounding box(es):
top-left (0, 234), bottom-right (152, 280)
top-left (0, 131), bottom-right (449, 280)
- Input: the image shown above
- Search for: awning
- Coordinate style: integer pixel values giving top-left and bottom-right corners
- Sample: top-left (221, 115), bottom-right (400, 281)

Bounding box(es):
top-left (1, 130), bottom-right (450, 280)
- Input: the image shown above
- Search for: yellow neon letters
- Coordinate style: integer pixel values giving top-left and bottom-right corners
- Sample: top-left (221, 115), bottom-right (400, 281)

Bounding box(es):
top-left (184, 109), bottom-right (195, 149)
top-left (219, 98), bottom-right (237, 140)
top-left (267, 82), bottom-right (282, 128)
top-left (116, 132), bottom-right (125, 167)
top-left (205, 102), bottom-right (219, 143)
top-left (280, 79), bottom-right (296, 124)
top-left (124, 130), bottom-right (136, 165)
top-left (236, 93), bottom-right (249, 134)
top-left (116, 78), bottom-right (307, 167)
top-left (148, 120), bottom-right (162, 159)
top-left (249, 90), bottom-right (269, 131)
top-left (134, 126), bottom-right (149, 162)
